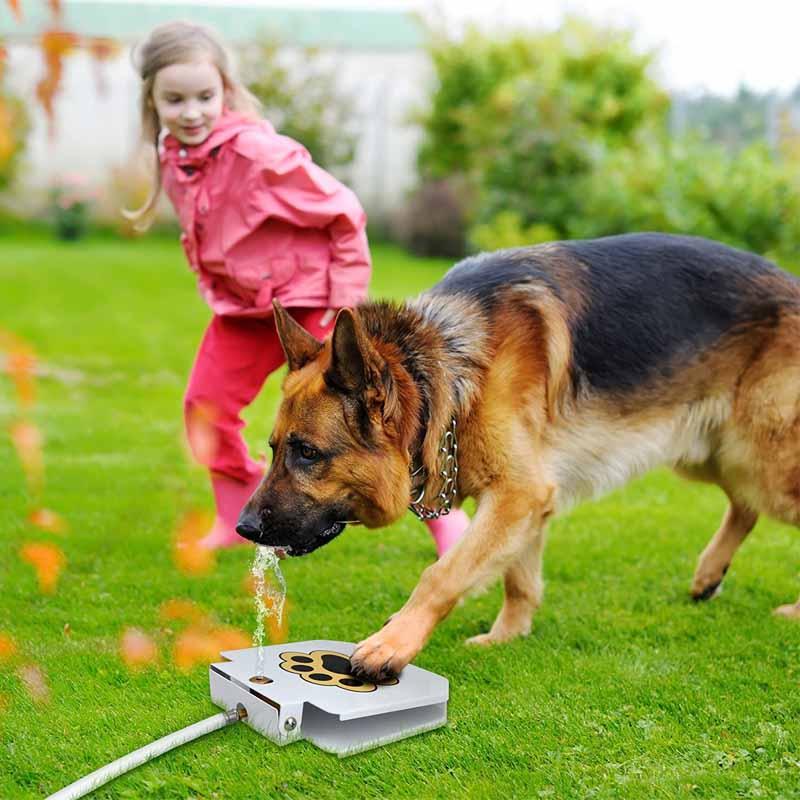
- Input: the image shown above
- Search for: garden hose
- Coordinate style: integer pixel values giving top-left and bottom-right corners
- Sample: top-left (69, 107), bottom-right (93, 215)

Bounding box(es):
top-left (45, 705), bottom-right (246, 800)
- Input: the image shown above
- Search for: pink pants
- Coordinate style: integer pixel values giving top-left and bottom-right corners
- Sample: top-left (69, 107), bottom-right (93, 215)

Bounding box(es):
top-left (184, 309), bottom-right (468, 554)
top-left (185, 308), bottom-right (332, 484)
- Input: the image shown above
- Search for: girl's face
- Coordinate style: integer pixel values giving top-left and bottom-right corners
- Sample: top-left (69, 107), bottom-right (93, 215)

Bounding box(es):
top-left (151, 58), bottom-right (225, 146)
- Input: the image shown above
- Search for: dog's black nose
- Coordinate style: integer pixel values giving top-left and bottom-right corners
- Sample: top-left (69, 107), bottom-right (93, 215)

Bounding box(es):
top-left (236, 508), bottom-right (263, 540)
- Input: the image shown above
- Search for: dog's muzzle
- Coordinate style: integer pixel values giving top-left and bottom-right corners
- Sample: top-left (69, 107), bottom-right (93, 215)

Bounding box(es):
top-left (235, 508), bottom-right (347, 556)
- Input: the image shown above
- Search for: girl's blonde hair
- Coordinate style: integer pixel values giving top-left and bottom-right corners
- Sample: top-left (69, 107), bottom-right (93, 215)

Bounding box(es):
top-left (125, 21), bottom-right (261, 231)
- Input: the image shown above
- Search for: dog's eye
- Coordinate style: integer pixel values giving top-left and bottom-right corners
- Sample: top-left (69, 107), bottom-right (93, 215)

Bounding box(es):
top-left (298, 444), bottom-right (319, 462)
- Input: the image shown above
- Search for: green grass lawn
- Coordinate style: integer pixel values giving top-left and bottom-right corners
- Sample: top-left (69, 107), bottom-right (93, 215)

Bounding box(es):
top-left (2, 233), bottom-right (800, 799)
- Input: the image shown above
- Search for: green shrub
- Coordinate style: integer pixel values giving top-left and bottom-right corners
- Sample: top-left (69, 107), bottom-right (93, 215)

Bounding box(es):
top-left (418, 21), bottom-right (668, 184)
top-left (567, 138), bottom-right (800, 260)
top-left (244, 39), bottom-right (356, 172)
top-left (470, 211), bottom-right (557, 252)
top-left (417, 19), bottom-right (800, 264)
top-left (415, 19), bottom-right (669, 255)
top-left (48, 174), bottom-right (97, 241)
top-left (471, 135), bottom-right (800, 262)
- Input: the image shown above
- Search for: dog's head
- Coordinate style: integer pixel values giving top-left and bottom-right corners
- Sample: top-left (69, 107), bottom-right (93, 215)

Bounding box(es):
top-left (236, 302), bottom-right (419, 556)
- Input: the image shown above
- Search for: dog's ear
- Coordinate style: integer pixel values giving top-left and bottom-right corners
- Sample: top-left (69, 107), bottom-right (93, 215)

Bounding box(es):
top-left (326, 309), bottom-right (387, 403)
top-left (327, 309), bottom-right (419, 449)
top-left (273, 300), bottom-right (323, 371)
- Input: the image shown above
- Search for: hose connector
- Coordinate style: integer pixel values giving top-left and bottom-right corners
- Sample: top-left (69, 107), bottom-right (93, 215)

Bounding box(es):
top-left (224, 703), bottom-right (248, 724)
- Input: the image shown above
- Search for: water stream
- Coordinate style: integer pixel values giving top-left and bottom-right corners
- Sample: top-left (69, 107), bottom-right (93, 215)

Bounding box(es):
top-left (251, 545), bottom-right (286, 676)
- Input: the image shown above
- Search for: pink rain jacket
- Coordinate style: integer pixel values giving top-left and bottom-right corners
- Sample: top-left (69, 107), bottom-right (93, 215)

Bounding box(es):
top-left (160, 110), bottom-right (371, 317)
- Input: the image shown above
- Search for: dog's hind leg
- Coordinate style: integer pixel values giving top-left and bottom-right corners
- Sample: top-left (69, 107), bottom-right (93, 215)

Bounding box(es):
top-left (774, 598), bottom-right (800, 618)
top-left (466, 529), bottom-right (546, 646)
top-left (691, 501), bottom-right (758, 601)
top-left (719, 316), bottom-right (800, 616)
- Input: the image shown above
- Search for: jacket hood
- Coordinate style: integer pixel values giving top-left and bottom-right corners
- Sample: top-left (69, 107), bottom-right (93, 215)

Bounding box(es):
top-left (160, 110), bottom-right (274, 166)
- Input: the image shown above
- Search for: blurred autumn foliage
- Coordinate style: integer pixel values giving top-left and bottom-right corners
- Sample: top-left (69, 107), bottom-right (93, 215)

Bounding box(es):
top-left (118, 600), bottom-right (254, 675)
top-left (35, 18), bottom-right (121, 137)
top-left (2, 328), bottom-right (70, 596)
top-left (19, 541), bottom-right (66, 594)
top-left (0, 0), bottom-right (122, 192)
top-left (0, 41), bottom-right (30, 190)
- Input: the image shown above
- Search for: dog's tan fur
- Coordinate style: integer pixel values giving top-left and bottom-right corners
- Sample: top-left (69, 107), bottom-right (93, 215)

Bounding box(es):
top-left (238, 235), bottom-right (800, 680)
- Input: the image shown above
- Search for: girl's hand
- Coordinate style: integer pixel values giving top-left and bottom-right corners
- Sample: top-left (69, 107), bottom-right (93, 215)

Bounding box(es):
top-left (320, 308), bottom-right (337, 327)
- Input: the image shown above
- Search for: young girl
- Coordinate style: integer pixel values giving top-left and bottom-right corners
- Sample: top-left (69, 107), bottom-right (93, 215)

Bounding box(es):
top-left (128, 21), bottom-right (468, 555)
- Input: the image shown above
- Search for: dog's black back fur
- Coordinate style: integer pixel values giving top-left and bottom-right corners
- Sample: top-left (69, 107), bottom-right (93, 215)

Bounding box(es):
top-left (431, 233), bottom-right (799, 393)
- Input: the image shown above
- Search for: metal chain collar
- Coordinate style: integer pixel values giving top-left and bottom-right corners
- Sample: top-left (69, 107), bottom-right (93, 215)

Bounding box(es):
top-left (408, 416), bottom-right (459, 520)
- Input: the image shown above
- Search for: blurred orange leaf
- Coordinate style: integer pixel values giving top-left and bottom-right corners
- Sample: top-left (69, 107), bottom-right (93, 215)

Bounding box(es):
top-left (28, 507), bottom-right (68, 534)
top-left (214, 627), bottom-right (250, 651)
top-left (19, 542), bottom-right (65, 594)
top-left (36, 29), bottom-right (79, 138)
top-left (266, 597), bottom-right (289, 644)
top-left (242, 573), bottom-right (258, 596)
top-left (267, 618), bottom-right (288, 644)
top-left (173, 510), bottom-right (215, 576)
top-left (173, 623), bottom-right (250, 671)
top-left (243, 571), bottom-right (287, 598)
top-left (159, 598), bottom-right (208, 625)
top-left (173, 625), bottom-right (220, 672)
top-left (120, 628), bottom-right (159, 671)
top-left (4, 346), bottom-right (36, 408)
top-left (48, 0), bottom-right (61, 17)
top-left (9, 420), bottom-right (44, 496)
top-left (185, 402), bottom-right (220, 467)
top-left (0, 633), bottom-right (17, 663)
top-left (243, 574), bottom-right (290, 643)
top-left (18, 664), bottom-right (50, 704)
top-left (0, 99), bottom-right (13, 164)
top-left (86, 36), bottom-right (119, 61)
top-left (86, 36), bottom-right (121, 95)
top-left (6, 0), bottom-right (21, 22)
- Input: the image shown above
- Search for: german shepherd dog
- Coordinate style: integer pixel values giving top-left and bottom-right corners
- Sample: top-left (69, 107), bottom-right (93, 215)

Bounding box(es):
top-left (236, 233), bottom-right (800, 681)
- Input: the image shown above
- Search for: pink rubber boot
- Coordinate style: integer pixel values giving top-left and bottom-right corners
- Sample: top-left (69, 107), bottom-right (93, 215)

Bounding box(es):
top-left (198, 472), bottom-right (263, 549)
top-left (425, 508), bottom-right (470, 558)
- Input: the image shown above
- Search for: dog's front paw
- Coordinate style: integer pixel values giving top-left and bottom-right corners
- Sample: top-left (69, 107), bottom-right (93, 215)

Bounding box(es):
top-left (691, 564), bottom-right (728, 601)
top-left (773, 602), bottom-right (800, 619)
top-left (350, 614), bottom-right (428, 681)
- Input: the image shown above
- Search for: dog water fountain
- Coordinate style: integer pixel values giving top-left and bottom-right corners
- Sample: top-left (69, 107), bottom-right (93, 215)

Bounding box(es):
top-left (47, 641), bottom-right (449, 799)
top-left (210, 640), bottom-right (449, 756)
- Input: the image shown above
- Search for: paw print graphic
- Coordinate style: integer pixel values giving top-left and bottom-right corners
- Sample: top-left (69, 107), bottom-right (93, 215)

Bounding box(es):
top-left (279, 650), bottom-right (398, 693)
